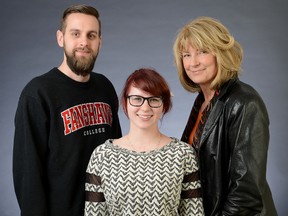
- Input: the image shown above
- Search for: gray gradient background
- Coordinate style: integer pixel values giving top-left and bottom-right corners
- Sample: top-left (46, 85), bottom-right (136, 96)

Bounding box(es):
top-left (1, 0), bottom-right (287, 215)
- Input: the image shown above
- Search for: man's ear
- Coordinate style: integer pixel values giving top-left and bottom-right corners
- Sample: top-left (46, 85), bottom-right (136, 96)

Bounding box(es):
top-left (56, 30), bottom-right (64, 47)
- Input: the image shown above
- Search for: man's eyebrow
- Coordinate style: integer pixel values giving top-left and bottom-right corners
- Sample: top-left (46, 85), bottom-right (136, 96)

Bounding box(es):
top-left (69, 28), bottom-right (80, 32)
top-left (69, 29), bottom-right (99, 35)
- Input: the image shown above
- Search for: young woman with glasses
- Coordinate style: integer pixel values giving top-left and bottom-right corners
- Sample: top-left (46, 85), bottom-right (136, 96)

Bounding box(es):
top-left (84, 68), bottom-right (204, 215)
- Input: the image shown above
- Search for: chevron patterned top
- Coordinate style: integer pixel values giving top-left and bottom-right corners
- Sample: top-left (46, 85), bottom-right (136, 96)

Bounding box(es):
top-left (84, 138), bottom-right (204, 216)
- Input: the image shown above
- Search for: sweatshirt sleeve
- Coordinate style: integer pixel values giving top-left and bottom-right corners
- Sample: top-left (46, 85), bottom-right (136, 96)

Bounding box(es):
top-left (13, 94), bottom-right (49, 216)
top-left (179, 146), bottom-right (204, 216)
top-left (107, 77), bottom-right (122, 139)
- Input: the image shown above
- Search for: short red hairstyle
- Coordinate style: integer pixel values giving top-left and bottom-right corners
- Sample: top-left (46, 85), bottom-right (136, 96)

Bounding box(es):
top-left (121, 68), bottom-right (172, 116)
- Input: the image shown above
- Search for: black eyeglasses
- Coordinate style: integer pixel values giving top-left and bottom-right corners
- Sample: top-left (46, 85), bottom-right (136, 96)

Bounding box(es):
top-left (127, 95), bottom-right (163, 108)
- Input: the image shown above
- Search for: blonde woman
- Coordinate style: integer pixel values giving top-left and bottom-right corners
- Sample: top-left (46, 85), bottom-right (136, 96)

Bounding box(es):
top-left (173, 16), bottom-right (277, 215)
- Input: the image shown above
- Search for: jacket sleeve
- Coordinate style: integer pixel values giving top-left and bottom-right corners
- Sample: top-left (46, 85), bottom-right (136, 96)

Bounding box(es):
top-left (223, 95), bottom-right (270, 215)
top-left (13, 94), bottom-right (49, 216)
top-left (179, 146), bottom-right (204, 216)
top-left (84, 150), bottom-right (108, 215)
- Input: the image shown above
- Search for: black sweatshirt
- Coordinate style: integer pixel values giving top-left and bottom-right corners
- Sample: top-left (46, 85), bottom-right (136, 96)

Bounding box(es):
top-left (13, 68), bottom-right (122, 216)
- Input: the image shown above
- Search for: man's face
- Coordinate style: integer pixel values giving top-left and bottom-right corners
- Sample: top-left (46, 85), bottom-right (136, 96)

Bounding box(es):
top-left (57, 13), bottom-right (102, 77)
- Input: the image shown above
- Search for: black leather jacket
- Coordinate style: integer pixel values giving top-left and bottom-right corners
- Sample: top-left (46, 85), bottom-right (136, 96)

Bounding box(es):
top-left (181, 79), bottom-right (277, 216)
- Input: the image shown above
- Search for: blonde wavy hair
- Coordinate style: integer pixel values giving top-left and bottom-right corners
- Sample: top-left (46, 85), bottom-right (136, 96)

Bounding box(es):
top-left (173, 16), bottom-right (243, 93)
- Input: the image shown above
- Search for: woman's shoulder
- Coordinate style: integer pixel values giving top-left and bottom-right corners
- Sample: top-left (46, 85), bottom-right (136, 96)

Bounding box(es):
top-left (171, 137), bottom-right (191, 147)
top-left (170, 138), bottom-right (197, 154)
top-left (223, 79), bottom-right (263, 101)
top-left (220, 79), bottom-right (267, 111)
top-left (92, 139), bottom-right (113, 155)
top-left (169, 138), bottom-right (199, 170)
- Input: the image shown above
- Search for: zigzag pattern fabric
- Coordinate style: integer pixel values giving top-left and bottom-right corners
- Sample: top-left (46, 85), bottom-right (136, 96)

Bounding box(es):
top-left (84, 138), bottom-right (204, 216)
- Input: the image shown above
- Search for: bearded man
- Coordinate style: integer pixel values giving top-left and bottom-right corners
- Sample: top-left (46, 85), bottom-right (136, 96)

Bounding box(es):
top-left (13, 5), bottom-right (122, 216)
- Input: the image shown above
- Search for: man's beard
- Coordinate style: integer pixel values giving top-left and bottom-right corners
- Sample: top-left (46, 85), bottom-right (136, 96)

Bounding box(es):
top-left (65, 47), bottom-right (98, 77)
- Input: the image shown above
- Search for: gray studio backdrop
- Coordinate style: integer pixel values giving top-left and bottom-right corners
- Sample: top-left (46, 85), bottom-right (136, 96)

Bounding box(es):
top-left (1, 0), bottom-right (287, 215)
